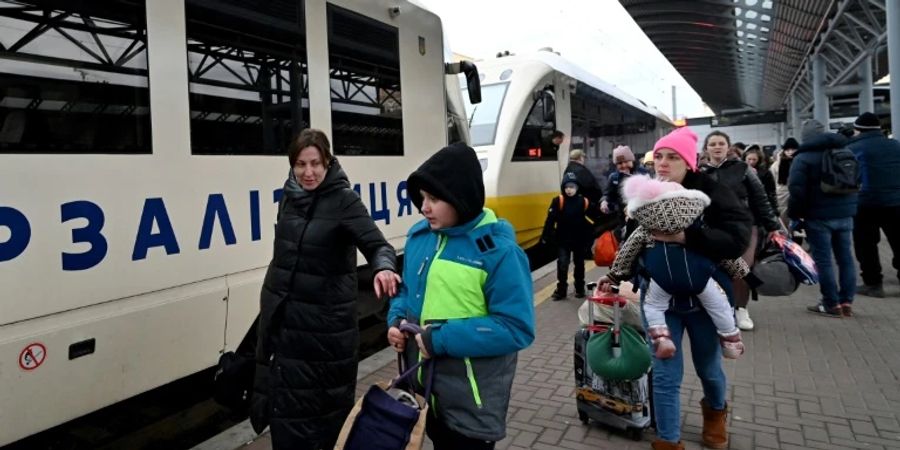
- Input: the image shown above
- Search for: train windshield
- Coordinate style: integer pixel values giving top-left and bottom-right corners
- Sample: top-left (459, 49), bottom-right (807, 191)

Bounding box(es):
top-left (463, 82), bottom-right (508, 147)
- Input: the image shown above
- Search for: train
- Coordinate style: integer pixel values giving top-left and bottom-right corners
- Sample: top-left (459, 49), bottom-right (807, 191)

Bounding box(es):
top-left (467, 50), bottom-right (673, 248)
top-left (0, 0), bottom-right (479, 444)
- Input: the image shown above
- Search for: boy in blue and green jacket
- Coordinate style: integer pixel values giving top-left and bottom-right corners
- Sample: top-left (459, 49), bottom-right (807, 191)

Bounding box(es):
top-left (386, 143), bottom-right (535, 449)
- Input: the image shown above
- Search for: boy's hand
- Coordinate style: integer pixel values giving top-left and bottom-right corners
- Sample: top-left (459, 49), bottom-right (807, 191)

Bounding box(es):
top-left (387, 319), bottom-right (408, 352)
top-left (415, 333), bottom-right (431, 358)
top-left (600, 200), bottom-right (610, 214)
top-left (415, 324), bottom-right (431, 358)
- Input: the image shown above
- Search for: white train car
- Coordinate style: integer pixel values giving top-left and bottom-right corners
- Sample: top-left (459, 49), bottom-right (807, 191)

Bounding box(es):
top-left (0, 0), bottom-right (477, 445)
top-left (465, 51), bottom-right (672, 248)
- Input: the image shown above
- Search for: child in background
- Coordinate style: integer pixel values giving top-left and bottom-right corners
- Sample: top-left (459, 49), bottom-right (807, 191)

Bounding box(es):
top-left (542, 173), bottom-right (598, 300)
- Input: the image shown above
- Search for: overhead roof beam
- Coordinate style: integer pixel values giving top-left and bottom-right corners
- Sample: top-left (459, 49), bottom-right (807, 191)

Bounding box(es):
top-left (844, 11), bottom-right (881, 36)
top-left (785, 0), bottom-right (888, 113)
top-left (831, 28), bottom-right (867, 52)
top-left (621, 0), bottom-right (842, 113)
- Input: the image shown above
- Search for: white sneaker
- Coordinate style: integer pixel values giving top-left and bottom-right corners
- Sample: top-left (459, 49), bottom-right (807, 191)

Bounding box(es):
top-left (735, 308), bottom-right (754, 331)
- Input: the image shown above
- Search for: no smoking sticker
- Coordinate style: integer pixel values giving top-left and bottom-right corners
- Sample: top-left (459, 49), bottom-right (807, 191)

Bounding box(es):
top-left (19, 343), bottom-right (46, 371)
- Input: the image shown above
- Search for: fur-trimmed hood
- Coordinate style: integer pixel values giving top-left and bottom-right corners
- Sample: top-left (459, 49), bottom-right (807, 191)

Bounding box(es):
top-left (623, 175), bottom-right (711, 233)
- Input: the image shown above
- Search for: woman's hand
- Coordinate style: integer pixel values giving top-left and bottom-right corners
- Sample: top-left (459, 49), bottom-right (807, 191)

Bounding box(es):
top-left (651, 231), bottom-right (686, 244)
top-left (373, 270), bottom-right (402, 299)
top-left (387, 319), bottom-right (408, 352)
top-left (595, 275), bottom-right (614, 294)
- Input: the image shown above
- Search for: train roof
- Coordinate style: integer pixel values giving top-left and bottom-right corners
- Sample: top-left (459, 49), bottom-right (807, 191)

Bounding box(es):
top-left (478, 51), bottom-right (673, 126)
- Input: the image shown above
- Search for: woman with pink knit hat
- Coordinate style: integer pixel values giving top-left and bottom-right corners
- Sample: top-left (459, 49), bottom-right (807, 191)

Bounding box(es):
top-left (597, 127), bottom-right (752, 450)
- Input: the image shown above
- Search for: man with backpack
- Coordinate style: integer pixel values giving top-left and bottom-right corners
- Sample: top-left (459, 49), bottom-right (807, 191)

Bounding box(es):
top-left (788, 119), bottom-right (859, 317)
top-left (847, 112), bottom-right (900, 298)
top-left (541, 173), bottom-right (600, 300)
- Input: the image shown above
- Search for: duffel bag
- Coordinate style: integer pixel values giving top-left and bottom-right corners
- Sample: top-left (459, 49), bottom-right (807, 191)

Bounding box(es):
top-left (751, 251), bottom-right (799, 297)
top-left (586, 325), bottom-right (651, 381)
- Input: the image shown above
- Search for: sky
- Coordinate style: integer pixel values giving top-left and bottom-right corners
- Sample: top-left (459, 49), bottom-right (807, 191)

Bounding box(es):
top-left (419, 0), bottom-right (714, 119)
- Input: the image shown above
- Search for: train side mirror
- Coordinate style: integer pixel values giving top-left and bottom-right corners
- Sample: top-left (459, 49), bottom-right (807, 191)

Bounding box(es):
top-left (445, 61), bottom-right (481, 104)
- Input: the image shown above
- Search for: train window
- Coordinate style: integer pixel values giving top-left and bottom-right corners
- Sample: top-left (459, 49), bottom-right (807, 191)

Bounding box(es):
top-left (185, 0), bottom-right (308, 156)
top-left (327, 4), bottom-right (403, 156)
top-left (463, 82), bottom-right (507, 147)
top-left (512, 94), bottom-right (557, 161)
top-left (0, 0), bottom-right (151, 154)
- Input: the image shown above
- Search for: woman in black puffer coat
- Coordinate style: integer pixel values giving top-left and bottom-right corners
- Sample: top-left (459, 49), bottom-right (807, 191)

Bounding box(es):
top-left (700, 131), bottom-right (780, 332)
top-left (250, 129), bottom-right (400, 450)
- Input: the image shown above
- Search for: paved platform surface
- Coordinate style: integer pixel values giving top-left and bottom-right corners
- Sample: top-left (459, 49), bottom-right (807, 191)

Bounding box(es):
top-left (219, 245), bottom-right (900, 450)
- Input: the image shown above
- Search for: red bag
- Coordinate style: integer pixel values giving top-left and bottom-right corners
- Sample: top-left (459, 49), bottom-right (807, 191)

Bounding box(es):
top-left (593, 231), bottom-right (618, 267)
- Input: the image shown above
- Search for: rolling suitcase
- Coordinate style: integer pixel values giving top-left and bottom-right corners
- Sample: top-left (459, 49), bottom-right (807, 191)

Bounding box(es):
top-left (573, 284), bottom-right (652, 441)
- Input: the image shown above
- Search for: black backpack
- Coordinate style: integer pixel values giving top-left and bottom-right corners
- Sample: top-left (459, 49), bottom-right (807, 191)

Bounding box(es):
top-left (820, 146), bottom-right (860, 194)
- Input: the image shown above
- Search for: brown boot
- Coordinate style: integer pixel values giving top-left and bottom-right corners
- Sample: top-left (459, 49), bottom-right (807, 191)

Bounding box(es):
top-left (651, 440), bottom-right (684, 450)
top-left (700, 399), bottom-right (728, 449)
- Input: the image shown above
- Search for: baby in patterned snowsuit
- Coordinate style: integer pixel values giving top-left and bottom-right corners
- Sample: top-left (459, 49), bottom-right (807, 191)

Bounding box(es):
top-left (604, 175), bottom-right (745, 360)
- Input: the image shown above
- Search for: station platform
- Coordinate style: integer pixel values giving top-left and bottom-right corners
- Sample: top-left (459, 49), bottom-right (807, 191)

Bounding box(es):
top-left (197, 244), bottom-right (900, 450)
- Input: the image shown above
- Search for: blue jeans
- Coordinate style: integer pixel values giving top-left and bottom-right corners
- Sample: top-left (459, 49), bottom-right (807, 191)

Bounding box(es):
top-left (805, 218), bottom-right (856, 306)
top-left (640, 286), bottom-right (727, 443)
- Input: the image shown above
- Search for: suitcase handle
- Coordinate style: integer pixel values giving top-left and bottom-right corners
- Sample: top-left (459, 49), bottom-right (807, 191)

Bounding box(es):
top-left (588, 294), bottom-right (628, 307)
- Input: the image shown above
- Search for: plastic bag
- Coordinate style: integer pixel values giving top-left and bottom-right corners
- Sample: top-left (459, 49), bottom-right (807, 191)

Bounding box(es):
top-left (593, 231), bottom-right (619, 267)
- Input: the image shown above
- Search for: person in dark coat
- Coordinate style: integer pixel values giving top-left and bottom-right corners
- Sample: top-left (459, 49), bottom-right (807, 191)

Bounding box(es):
top-left (847, 112), bottom-right (900, 298)
top-left (742, 146), bottom-right (778, 213)
top-left (771, 137), bottom-right (799, 222)
top-left (600, 145), bottom-right (649, 215)
top-left (542, 173), bottom-right (599, 300)
top-left (563, 149), bottom-right (603, 204)
top-left (250, 129), bottom-right (400, 450)
top-left (601, 145), bottom-right (648, 241)
top-left (700, 131), bottom-right (780, 332)
top-left (788, 120), bottom-right (858, 318)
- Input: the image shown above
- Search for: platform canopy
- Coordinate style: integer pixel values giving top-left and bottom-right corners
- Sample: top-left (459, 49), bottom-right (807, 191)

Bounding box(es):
top-left (621, 0), bottom-right (890, 115)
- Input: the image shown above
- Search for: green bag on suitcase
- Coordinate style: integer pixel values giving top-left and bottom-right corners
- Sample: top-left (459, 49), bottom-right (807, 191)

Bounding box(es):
top-left (586, 325), bottom-right (652, 381)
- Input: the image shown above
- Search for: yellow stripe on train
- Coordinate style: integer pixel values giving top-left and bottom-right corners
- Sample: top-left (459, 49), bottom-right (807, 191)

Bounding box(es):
top-left (486, 191), bottom-right (557, 249)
